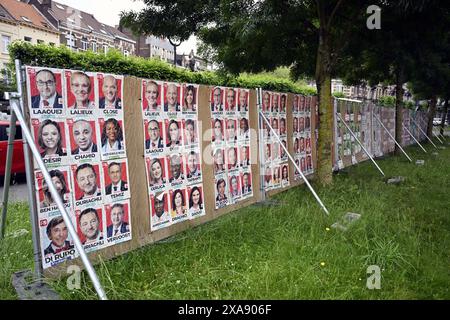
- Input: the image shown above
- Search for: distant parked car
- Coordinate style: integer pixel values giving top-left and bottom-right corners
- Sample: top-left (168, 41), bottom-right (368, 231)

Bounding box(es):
top-left (0, 120), bottom-right (25, 177)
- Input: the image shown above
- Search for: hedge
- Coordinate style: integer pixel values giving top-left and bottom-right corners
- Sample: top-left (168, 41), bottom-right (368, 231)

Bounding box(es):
top-left (8, 41), bottom-right (316, 95)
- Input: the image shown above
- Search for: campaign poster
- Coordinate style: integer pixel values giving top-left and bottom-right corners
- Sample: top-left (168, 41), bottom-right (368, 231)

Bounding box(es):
top-left (146, 156), bottom-right (168, 194)
top-left (35, 168), bottom-right (72, 215)
top-left (281, 163), bottom-right (290, 188)
top-left (182, 84), bottom-right (199, 116)
top-left (97, 73), bottom-right (123, 118)
top-left (214, 176), bottom-right (229, 209)
top-left (240, 171), bottom-right (253, 199)
top-left (167, 154), bottom-right (186, 189)
top-left (144, 118), bottom-right (165, 156)
top-left (280, 93), bottom-right (287, 114)
top-left (165, 119), bottom-right (183, 151)
top-left (101, 159), bottom-right (130, 203)
top-left (272, 165), bottom-right (281, 189)
top-left (98, 117), bottom-right (127, 160)
top-left (225, 87), bottom-right (237, 115)
top-left (142, 79), bottom-right (163, 116)
top-left (187, 184), bottom-right (205, 219)
top-left (211, 118), bottom-right (225, 146)
top-left (228, 173), bottom-right (242, 203)
top-left (104, 200), bottom-right (131, 246)
top-left (39, 214), bottom-right (77, 269)
top-left (30, 118), bottom-right (70, 167)
top-left (163, 82), bottom-right (182, 115)
top-left (239, 145), bottom-right (251, 169)
top-left (226, 146), bottom-right (239, 173)
top-left (70, 162), bottom-right (103, 209)
top-left (67, 118), bottom-right (101, 163)
top-left (75, 205), bottom-right (105, 253)
top-left (183, 119), bottom-right (199, 148)
top-left (239, 117), bottom-right (250, 142)
top-left (238, 89), bottom-right (249, 113)
top-left (26, 66), bottom-right (65, 117)
top-left (225, 118), bottom-right (238, 144)
top-left (150, 191), bottom-right (171, 231)
top-left (169, 188), bottom-right (189, 224)
top-left (271, 93), bottom-right (280, 113)
top-left (211, 86), bottom-right (224, 114)
top-left (185, 150), bottom-right (202, 185)
top-left (213, 147), bottom-right (226, 175)
top-left (65, 69), bottom-right (97, 117)
top-left (264, 165), bottom-right (273, 191)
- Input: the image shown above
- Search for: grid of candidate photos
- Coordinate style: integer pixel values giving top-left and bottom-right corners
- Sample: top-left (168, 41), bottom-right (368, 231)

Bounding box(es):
top-left (335, 99), bottom-right (363, 169)
top-left (142, 80), bottom-right (206, 231)
top-left (211, 86), bottom-right (253, 209)
top-left (260, 91), bottom-right (289, 191)
top-left (292, 95), bottom-right (314, 181)
top-left (26, 66), bottom-right (132, 269)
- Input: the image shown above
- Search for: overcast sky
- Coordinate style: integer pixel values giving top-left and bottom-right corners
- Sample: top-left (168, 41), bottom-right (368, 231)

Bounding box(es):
top-left (54, 0), bottom-right (197, 55)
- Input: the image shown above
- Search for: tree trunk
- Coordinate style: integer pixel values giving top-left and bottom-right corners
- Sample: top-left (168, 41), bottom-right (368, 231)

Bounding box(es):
top-left (394, 68), bottom-right (404, 155)
top-left (440, 99), bottom-right (448, 136)
top-left (315, 25), bottom-right (333, 185)
top-left (427, 95), bottom-right (437, 138)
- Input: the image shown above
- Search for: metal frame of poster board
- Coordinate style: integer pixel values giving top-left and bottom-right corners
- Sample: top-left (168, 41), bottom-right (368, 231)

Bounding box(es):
top-left (2, 61), bottom-right (327, 285)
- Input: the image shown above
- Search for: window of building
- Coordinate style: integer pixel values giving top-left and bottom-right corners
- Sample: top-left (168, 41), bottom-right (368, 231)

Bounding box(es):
top-left (24, 36), bottom-right (32, 42)
top-left (2, 35), bottom-right (11, 53)
top-left (92, 42), bottom-right (97, 52)
top-left (37, 39), bottom-right (44, 44)
top-left (124, 50), bottom-right (129, 57)
top-left (49, 42), bottom-right (55, 46)
top-left (81, 39), bottom-right (88, 51)
top-left (103, 45), bottom-right (108, 54)
top-left (66, 35), bottom-right (75, 48)
top-left (21, 16), bottom-right (32, 23)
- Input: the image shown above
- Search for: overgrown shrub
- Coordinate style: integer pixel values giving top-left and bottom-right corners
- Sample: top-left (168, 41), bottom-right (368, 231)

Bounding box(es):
top-left (9, 41), bottom-right (316, 95)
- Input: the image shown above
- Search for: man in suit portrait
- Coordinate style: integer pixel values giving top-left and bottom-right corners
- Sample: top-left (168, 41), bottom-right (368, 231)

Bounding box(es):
top-left (211, 87), bottom-right (223, 111)
top-left (145, 120), bottom-right (164, 150)
top-left (44, 217), bottom-right (73, 256)
top-left (187, 151), bottom-right (201, 178)
top-left (240, 146), bottom-right (250, 167)
top-left (71, 120), bottom-right (98, 154)
top-left (107, 203), bottom-right (129, 238)
top-left (241, 172), bottom-right (252, 194)
top-left (164, 83), bottom-right (180, 112)
top-left (169, 154), bottom-right (184, 183)
top-left (75, 164), bottom-right (101, 200)
top-left (105, 162), bottom-right (128, 195)
top-left (31, 69), bottom-right (63, 109)
top-left (99, 75), bottom-right (121, 109)
top-left (79, 208), bottom-right (103, 244)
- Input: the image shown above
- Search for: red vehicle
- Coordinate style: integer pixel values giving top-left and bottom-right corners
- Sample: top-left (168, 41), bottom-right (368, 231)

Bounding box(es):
top-left (0, 120), bottom-right (25, 177)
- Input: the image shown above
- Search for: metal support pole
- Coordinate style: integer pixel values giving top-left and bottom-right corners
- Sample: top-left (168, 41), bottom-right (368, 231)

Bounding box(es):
top-left (257, 88), bottom-right (266, 202)
top-left (15, 60), bottom-right (43, 280)
top-left (402, 124), bottom-right (427, 153)
top-left (373, 113), bottom-right (412, 162)
top-left (9, 100), bottom-right (108, 300)
top-left (0, 111), bottom-right (17, 239)
top-left (336, 112), bottom-right (385, 177)
top-left (259, 110), bottom-right (330, 215)
top-left (420, 118), bottom-right (444, 144)
top-left (411, 118), bottom-right (438, 149)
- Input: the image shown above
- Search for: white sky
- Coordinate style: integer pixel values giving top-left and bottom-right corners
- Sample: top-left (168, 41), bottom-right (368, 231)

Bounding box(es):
top-left (54, 0), bottom-right (197, 55)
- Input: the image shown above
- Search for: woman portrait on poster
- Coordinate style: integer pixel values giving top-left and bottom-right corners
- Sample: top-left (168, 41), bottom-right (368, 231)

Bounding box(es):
top-left (40, 170), bottom-right (69, 208)
top-left (101, 118), bottom-right (124, 153)
top-left (215, 178), bottom-right (227, 202)
top-left (189, 186), bottom-right (203, 215)
top-left (166, 120), bottom-right (181, 148)
top-left (213, 148), bottom-right (225, 174)
top-left (212, 118), bottom-right (223, 143)
top-left (171, 189), bottom-right (186, 217)
top-left (184, 119), bottom-right (197, 145)
top-left (38, 119), bottom-right (67, 158)
top-left (149, 158), bottom-right (166, 187)
top-left (183, 85), bottom-right (196, 112)
top-left (69, 71), bottom-right (95, 109)
top-left (282, 165), bottom-right (289, 184)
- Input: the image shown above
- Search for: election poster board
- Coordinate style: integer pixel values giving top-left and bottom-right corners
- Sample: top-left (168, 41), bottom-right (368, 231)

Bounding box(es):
top-left (25, 66), bottom-right (132, 270)
top-left (211, 86), bottom-right (253, 209)
top-left (142, 81), bottom-right (206, 231)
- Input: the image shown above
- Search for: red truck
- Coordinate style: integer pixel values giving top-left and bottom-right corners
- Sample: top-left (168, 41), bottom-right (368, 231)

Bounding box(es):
top-left (0, 120), bottom-right (25, 177)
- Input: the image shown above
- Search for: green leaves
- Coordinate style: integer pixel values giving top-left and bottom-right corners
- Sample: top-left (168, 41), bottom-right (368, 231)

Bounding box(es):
top-left (8, 41), bottom-right (315, 94)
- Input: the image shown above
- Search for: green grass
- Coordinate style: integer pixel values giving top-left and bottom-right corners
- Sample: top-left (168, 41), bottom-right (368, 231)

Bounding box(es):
top-left (1, 141), bottom-right (450, 300)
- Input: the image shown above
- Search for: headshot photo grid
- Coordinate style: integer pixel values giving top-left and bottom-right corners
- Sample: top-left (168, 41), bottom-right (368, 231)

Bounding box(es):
top-left (142, 80), bottom-right (206, 231)
top-left (26, 66), bottom-right (132, 269)
top-left (211, 86), bottom-right (253, 209)
top-left (260, 91), bottom-right (290, 191)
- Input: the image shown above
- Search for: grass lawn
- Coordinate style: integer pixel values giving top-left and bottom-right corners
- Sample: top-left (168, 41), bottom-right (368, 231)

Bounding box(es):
top-left (1, 141), bottom-right (449, 300)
